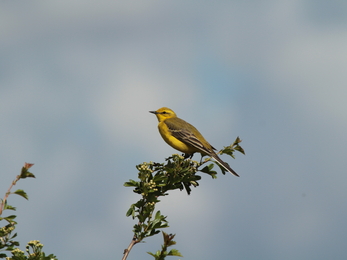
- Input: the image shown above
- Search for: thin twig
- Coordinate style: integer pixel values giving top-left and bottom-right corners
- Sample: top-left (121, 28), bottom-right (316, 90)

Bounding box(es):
top-left (0, 175), bottom-right (20, 216)
top-left (0, 163), bottom-right (34, 215)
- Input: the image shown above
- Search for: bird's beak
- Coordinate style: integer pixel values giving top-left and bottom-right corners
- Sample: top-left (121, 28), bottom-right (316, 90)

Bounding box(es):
top-left (149, 111), bottom-right (157, 114)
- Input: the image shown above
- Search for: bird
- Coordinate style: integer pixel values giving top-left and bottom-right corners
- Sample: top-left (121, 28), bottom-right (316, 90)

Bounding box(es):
top-left (149, 107), bottom-right (239, 177)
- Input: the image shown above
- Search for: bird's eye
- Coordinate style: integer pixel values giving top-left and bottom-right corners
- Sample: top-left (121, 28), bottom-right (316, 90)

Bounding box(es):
top-left (162, 111), bottom-right (167, 114)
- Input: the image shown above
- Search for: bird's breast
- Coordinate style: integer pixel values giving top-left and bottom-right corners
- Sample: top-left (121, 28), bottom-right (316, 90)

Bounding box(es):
top-left (158, 122), bottom-right (197, 154)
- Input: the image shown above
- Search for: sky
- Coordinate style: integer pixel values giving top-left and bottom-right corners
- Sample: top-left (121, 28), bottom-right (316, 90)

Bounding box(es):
top-left (1, 1), bottom-right (347, 259)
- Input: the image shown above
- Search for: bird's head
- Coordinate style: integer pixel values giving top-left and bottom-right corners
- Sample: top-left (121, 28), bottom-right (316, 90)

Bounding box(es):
top-left (149, 107), bottom-right (177, 122)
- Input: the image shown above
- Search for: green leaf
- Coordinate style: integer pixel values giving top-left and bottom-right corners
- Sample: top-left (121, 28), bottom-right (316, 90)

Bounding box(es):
top-left (10, 232), bottom-right (17, 239)
top-left (216, 163), bottom-right (227, 175)
top-left (4, 215), bottom-right (17, 220)
top-left (234, 144), bottom-right (245, 155)
top-left (168, 249), bottom-right (183, 257)
top-left (152, 219), bottom-right (164, 229)
top-left (12, 241), bottom-right (19, 246)
top-left (124, 179), bottom-right (139, 187)
top-left (2, 200), bottom-right (16, 211)
top-left (154, 210), bottom-right (162, 219)
top-left (232, 136), bottom-right (245, 155)
top-left (12, 189), bottom-right (29, 200)
top-left (4, 204), bottom-right (16, 211)
top-left (126, 205), bottom-right (135, 217)
top-left (199, 163), bottom-right (217, 178)
top-left (200, 165), bottom-right (212, 174)
top-left (220, 146), bottom-right (235, 157)
top-left (153, 175), bottom-right (168, 182)
top-left (20, 166), bottom-right (35, 179)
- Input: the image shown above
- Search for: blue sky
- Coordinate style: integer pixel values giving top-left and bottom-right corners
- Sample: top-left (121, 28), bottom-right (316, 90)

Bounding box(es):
top-left (1, 1), bottom-right (347, 259)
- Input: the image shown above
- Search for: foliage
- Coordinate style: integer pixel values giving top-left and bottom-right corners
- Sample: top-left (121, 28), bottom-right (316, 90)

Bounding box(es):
top-left (147, 232), bottom-right (182, 260)
top-left (0, 163), bottom-right (57, 260)
top-left (122, 137), bottom-right (245, 259)
top-left (0, 138), bottom-right (244, 260)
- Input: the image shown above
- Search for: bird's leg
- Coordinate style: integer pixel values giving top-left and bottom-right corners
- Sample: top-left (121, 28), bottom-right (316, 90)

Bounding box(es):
top-left (183, 153), bottom-right (193, 159)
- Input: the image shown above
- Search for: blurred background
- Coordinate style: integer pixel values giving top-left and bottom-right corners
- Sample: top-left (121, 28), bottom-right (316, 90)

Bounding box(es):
top-left (1, 1), bottom-right (347, 259)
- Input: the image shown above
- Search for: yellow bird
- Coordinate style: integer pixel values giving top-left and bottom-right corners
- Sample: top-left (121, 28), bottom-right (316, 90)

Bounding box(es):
top-left (150, 107), bottom-right (239, 177)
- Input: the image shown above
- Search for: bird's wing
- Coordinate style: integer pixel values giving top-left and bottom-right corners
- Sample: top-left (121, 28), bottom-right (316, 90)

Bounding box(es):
top-left (164, 119), bottom-right (239, 177)
top-left (165, 120), bottom-right (212, 155)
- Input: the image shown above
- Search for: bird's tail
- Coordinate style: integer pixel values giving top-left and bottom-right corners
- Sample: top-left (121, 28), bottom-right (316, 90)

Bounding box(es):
top-left (211, 153), bottom-right (239, 177)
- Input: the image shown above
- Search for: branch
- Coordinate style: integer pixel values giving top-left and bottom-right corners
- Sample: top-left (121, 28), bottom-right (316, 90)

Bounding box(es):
top-left (122, 235), bottom-right (138, 260)
top-left (0, 163), bottom-right (34, 216)
top-left (0, 176), bottom-right (20, 216)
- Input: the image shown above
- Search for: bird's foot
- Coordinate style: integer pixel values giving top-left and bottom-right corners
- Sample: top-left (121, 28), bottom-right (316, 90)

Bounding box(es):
top-left (183, 153), bottom-right (193, 159)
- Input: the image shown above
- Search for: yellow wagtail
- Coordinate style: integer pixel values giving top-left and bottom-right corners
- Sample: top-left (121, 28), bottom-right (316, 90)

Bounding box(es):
top-left (150, 107), bottom-right (239, 177)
